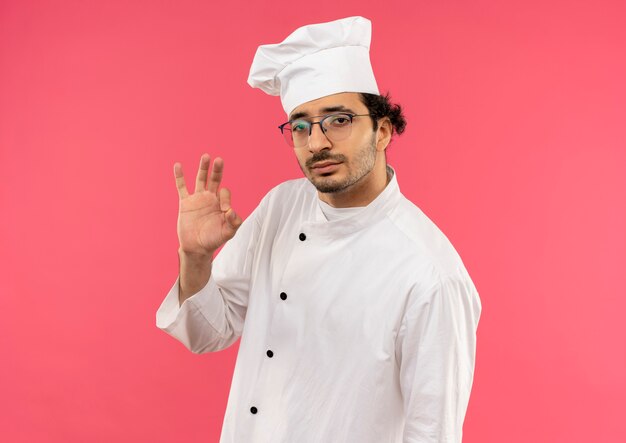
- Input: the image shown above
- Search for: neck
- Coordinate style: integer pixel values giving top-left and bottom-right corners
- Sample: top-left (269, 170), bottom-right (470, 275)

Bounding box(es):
top-left (318, 156), bottom-right (390, 208)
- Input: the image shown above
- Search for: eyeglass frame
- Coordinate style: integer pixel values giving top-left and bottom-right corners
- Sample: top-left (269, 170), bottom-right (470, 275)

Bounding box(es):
top-left (277, 112), bottom-right (372, 147)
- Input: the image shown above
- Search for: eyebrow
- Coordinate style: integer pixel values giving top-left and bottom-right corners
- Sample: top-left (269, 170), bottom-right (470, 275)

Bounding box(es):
top-left (289, 105), bottom-right (357, 121)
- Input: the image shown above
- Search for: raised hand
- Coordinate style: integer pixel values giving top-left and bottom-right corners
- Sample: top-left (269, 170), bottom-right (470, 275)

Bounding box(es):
top-left (174, 154), bottom-right (243, 257)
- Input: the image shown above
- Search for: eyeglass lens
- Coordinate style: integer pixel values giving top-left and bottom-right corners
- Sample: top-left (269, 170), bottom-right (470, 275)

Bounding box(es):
top-left (283, 113), bottom-right (353, 148)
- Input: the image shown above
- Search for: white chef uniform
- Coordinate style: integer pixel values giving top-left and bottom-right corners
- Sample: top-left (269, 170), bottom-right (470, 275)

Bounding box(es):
top-left (156, 167), bottom-right (482, 442)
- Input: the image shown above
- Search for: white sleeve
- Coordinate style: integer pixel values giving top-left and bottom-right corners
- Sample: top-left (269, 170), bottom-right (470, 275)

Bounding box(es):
top-left (396, 274), bottom-right (482, 443)
top-left (155, 197), bottom-right (265, 354)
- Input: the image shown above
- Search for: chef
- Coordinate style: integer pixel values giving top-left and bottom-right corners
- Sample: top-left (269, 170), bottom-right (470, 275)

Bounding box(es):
top-left (156, 16), bottom-right (482, 443)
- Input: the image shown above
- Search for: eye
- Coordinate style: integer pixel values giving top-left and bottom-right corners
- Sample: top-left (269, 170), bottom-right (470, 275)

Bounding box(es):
top-left (326, 115), bottom-right (351, 127)
top-left (291, 120), bottom-right (309, 133)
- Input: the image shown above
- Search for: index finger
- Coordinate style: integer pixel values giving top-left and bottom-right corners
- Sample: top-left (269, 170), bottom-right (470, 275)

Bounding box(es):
top-left (173, 162), bottom-right (189, 199)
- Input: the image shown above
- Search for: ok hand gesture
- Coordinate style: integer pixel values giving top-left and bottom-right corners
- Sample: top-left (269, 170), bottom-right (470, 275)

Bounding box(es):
top-left (174, 154), bottom-right (243, 257)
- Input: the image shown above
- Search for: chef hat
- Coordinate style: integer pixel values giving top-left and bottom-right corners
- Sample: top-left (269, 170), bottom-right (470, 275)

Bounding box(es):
top-left (247, 16), bottom-right (380, 116)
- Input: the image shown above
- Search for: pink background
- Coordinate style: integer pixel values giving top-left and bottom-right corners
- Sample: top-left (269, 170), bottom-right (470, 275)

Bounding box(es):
top-left (1, 1), bottom-right (625, 442)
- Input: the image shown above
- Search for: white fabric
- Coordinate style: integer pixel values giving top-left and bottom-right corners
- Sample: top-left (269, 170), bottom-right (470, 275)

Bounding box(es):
top-left (247, 16), bottom-right (380, 116)
top-left (156, 169), bottom-right (482, 443)
top-left (317, 199), bottom-right (365, 221)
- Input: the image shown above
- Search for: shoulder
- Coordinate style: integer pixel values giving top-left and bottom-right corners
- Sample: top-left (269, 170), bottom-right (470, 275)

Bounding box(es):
top-left (265, 177), bottom-right (314, 200)
top-left (386, 194), bottom-right (469, 281)
top-left (389, 199), bottom-right (481, 322)
top-left (251, 177), bottom-right (315, 222)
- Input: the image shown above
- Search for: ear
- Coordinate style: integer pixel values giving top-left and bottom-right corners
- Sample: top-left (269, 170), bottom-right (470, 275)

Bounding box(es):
top-left (376, 117), bottom-right (393, 152)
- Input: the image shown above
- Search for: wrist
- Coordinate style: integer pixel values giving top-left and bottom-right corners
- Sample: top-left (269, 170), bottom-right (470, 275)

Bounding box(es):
top-left (178, 247), bottom-right (215, 260)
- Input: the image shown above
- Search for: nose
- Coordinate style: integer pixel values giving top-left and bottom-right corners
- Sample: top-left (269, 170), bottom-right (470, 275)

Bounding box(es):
top-left (307, 122), bottom-right (332, 153)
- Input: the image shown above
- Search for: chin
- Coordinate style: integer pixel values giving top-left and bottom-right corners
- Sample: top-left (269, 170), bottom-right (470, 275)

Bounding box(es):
top-left (310, 176), bottom-right (351, 194)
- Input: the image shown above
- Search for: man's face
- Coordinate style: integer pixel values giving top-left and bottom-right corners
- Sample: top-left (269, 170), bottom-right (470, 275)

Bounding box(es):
top-left (289, 92), bottom-right (380, 194)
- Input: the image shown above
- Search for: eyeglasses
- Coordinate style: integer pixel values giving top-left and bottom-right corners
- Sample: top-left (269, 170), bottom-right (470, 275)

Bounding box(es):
top-left (278, 113), bottom-right (372, 148)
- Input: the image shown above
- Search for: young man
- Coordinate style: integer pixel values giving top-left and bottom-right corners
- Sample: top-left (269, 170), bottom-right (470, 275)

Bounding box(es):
top-left (156, 16), bottom-right (481, 443)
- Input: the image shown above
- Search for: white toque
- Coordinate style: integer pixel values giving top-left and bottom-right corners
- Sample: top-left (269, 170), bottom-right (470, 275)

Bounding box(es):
top-left (247, 16), bottom-right (380, 116)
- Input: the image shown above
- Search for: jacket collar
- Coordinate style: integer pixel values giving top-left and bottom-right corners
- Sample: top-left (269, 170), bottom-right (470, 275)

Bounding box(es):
top-left (302, 165), bottom-right (402, 239)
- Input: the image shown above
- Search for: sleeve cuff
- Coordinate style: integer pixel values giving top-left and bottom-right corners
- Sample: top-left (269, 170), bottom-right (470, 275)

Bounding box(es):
top-left (156, 275), bottom-right (220, 330)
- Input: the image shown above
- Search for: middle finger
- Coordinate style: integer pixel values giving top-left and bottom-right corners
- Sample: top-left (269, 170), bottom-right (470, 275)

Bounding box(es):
top-left (207, 157), bottom-right (224, 194)
top-left (194, 153), bottom-right (210, 193)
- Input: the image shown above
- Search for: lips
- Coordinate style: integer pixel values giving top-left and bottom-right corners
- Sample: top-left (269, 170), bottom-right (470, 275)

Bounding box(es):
top-left (311, 161), bottom-right (341, 169)
top-left (310, 161), bottom-right (341, 175)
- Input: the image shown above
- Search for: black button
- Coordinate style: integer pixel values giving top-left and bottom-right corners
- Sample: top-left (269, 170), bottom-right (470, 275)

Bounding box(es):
top-left (266, 350), bottom-right (274, 358)
top-left (299, 233), bottom-right (306, 241)
top-left (280, 292), bottom-right (287, 300)
top-left (250, 406), bottom-right (258, 414)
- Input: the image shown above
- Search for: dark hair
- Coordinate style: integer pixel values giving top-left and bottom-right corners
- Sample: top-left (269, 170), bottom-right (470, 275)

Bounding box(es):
top-left (359, 92), bottom-right (407, 137)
